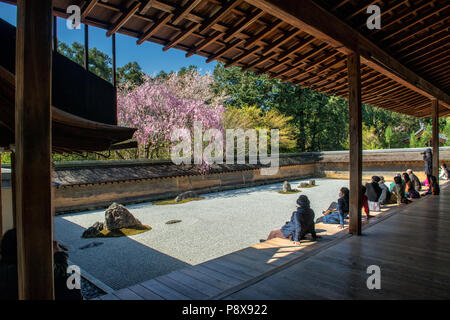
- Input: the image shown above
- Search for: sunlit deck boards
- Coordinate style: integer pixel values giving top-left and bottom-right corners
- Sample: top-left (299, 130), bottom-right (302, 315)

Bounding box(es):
top-left (226, 183), bottom-right (450, 299)
top-left (99, 182), bottom-right (450, 300)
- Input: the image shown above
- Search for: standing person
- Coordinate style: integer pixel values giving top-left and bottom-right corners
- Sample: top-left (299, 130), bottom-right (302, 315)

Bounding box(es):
top-left (423, 148), bottom-right (433, 187)
top-left (378, 176), bottom-right (391, 205)
top-left (365, 176), bottom-right (382, 212)
top-left (406, 169), bottom-right (421, 191)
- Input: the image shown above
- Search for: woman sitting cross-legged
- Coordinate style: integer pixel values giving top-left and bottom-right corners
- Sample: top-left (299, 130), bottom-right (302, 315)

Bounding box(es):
top-left (403, 172), bottom-right (420, 199)
top-left (391, 176), bottom-right (412, 205)
top-left (315, 187), bottom-right (349, 229)
top-left (266, 195), bottom-right (318, 245)
top-left (429, 175), bottom-right (440, 195)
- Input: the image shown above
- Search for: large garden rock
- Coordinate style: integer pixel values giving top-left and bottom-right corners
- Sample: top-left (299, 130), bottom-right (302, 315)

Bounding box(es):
top-left (309, 180), bottom-right (316, 186)
top-left (175, 191), bottom-right (198, 202)
top-left (282, 181), bottom-right (292, 192)
top-left (105, 203), bottom-right (142, 230)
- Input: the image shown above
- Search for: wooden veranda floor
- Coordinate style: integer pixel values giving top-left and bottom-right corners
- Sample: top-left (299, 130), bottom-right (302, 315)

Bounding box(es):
top-left (97, 183), bottom-right (450, 300)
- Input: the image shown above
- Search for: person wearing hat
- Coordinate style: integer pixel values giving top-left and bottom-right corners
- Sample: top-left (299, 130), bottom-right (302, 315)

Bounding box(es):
top-left (266, 195), bottom-right (317, 244)
top-left (423, 148), bottom-right (433, 187)
top-left (365, 176), bottom-right (382, 212)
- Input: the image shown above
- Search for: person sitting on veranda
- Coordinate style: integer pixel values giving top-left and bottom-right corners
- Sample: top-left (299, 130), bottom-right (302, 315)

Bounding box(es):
top-left (362, 185), bottom-right (370, 219)
top-left (389, 174), bottom-right (405, 192)
top-left (267, 195), bottom-right (318, 244)
top-left (439, 163), bottom-right (449, 180)
top-left (406, 169), bottom-right (421, 191)
top-left (0, 229), bottom-right (18, 300)
top-left (403, 173), bottom-right (420, 199)
top-left (365, 176), bottom-right (382, 212)
top-left (0, 228), bottom-right (82, 300)
top-left (429, 176), bottom-right (440, 195)
top-left (316, 187), bottom-right (349, 229)
top-left (378, 176), bottom-right (391, 205)
top-left (391, 176), bottom-right (411, 205)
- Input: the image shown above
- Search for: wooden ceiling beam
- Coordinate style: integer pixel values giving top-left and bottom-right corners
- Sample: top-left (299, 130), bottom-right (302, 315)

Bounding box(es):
top-left (198, 0), bottom-right (243, 34)
top-left (163, 22), bottom-right (200, 51)
top-left (81, 0), bottom-right (98, 19)
top-left (244, 20), bottom-right (284, 48)
top-left (223, 9), bottom-right (264, 42)
top-left (106, 1), bottom-right (141, 37)
top-left (206, 38), bottom-right (244, 63)
top-left (139, 0), bottom-right (155, 15)
top-left (244, 0), bottom-right (450, 108)
top-left (186, 31), bottom-right (223, 57)
top-left (137, 12), bottom-right (173, 45)
top-left (172, 0), bottom-right (203, 25)
top-left (379, 4), bottom-right (449, 43)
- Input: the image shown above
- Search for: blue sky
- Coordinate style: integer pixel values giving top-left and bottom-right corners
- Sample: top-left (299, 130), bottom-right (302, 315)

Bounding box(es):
top-left (0, 2), bottom-right (217, 75)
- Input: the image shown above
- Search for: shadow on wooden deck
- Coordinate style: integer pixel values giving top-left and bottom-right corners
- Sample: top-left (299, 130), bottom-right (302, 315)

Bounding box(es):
top-left (94, 181), bottom-right (446, 300)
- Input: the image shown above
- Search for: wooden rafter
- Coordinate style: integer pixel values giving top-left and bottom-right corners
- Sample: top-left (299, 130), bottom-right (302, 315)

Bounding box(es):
top-left (137, 11), bottom-right (173, 45)
top-left (106, 1), bottom-right (141, 37)
top-left (198, 0), bottom-right (243, 34)
top-left (81, 0), bottom-right (98, 18)
top-left (172, 0), bottom-right (203, 25)
top-left (245, 0), bottom-right (450, 109)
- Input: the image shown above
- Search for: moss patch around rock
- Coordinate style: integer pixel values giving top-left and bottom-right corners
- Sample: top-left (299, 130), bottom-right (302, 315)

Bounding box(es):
top-left (298, 184), bottom-right (318, 188)
top-left (153, 197), bottom-right (205, 205)
top-left (84, 225), bottom-right (152, 238)
top-left (277, 190), bottom-right (301, 194)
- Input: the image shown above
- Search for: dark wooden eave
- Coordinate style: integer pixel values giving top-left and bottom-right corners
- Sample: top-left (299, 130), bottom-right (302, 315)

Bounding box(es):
top-left (1, 0), bottom-right (448, 117)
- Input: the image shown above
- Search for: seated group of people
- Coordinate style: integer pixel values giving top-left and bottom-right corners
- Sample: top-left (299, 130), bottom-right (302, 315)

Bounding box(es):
top-left (0, 229), bottom-right (83, 300)
top-left (267, 169), bottom-right (444, 244)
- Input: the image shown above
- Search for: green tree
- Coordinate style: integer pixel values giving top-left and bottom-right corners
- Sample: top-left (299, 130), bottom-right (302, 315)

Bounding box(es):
top-left (409, 132), bottom-right (419, 148)
top-left (384, 126), bottom-right (394, 149)
top-left (57, 40), bottom-right (112, 82)
top-left (213, 63), bottom-right (278, 109)
top-left (117, 61), bottom-right (145, 86)
top-left (362, 124), bottom-right (383, 150)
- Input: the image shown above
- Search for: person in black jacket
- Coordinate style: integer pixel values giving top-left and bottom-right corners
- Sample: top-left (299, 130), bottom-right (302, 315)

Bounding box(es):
top-left (266, 195), bottom-right (318, 244)
top-left (365, 176), bottom-right (382, 212)
top-left (0, 228), bottom-right (83, 300)
top-left (0, 229), bottom-right (18, 300)
top-left (378, 176), bottom-right (391, 205)
top-left (296, 195), bottom-right (318, 242)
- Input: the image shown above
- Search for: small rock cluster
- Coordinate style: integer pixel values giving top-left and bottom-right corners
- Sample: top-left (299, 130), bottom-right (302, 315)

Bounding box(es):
top-left (282, 181), bottom-right (293, 192)
top-left (82, 203), bottom-right (143, 238)
top-left (175, 191), bottom-right (198, 202)
top-left (299, 180), bottom-right (316, 188)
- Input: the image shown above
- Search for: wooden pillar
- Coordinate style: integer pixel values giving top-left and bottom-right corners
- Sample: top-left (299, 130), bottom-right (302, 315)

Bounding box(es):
top-left (347, 51), bottom-right (362, 235)
top-left (15, 0), bottom-right (54, 299)
top-left (0, 151), bottom-right (2, 236)
top-left (432, 99), bottom-right (439, 178)
top-left (84, 24), bottom-right (89, 70)
top-left (112, 33), bottom-right (117, 88)
top-left (11, 150), bottom-right (16, 228)
top-left (53, 15), bottom-right (57, 51)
